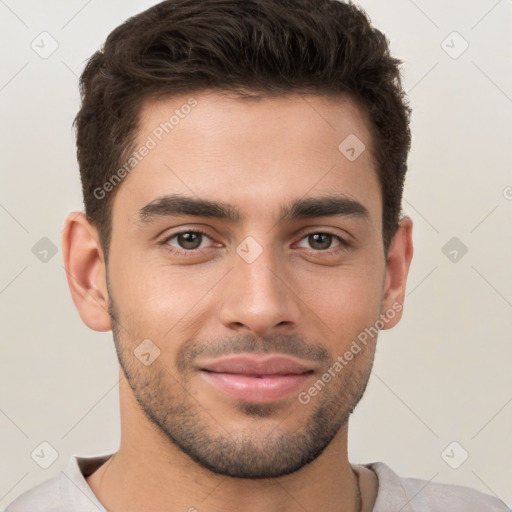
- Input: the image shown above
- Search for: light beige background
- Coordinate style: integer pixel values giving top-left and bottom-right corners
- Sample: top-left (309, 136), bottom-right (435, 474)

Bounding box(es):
top-left (1, 0), bottom-right (511, 509)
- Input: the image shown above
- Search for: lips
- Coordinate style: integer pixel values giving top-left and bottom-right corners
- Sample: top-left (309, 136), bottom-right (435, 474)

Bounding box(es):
top-left (200, 355), bottom-right (313, 376)
top-left (198, 355), bottom-right (315, 403)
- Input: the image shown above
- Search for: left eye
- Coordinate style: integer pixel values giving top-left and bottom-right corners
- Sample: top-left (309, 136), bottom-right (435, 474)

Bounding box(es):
top-left (296, 233), bottom-right (345, 251)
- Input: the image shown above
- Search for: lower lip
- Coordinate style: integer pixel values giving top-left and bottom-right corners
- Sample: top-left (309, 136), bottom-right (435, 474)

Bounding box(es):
top-left (200, 371), bottom-right (313, 402)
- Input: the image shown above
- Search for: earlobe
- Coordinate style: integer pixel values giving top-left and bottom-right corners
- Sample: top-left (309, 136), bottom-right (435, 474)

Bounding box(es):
top-left (61, 212), bottom-right (112, 332)
top-left (380, 216), bottom-right (414, 330)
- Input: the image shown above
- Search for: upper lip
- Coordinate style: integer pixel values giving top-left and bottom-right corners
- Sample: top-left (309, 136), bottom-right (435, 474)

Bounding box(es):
top-left (199, 355), bottom-right (315, 376)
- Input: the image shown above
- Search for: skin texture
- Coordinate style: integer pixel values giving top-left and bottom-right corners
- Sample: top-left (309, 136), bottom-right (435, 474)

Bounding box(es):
top-left (62, 91), bottom-right (413, 512)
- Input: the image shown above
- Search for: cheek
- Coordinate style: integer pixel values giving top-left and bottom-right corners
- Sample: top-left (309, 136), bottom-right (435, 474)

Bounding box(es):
top-left (321, 288), bottom-right (380, 337)
top-left (296, 256), bottom-right (384, 342)
top-left (108, 249), bottom-right (219, 338)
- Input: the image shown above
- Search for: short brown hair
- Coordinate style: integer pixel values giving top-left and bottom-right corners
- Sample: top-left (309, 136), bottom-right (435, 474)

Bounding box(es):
top-left (74, 0), bottom-right (411, 261)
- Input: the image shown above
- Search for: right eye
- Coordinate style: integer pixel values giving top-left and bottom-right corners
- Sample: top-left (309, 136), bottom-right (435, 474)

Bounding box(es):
top-left (161, 230), bottom-right (216, 254)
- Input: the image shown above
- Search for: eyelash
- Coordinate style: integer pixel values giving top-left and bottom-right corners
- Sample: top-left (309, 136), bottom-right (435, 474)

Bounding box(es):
top-left (159, 229), bottom-right (349, 257)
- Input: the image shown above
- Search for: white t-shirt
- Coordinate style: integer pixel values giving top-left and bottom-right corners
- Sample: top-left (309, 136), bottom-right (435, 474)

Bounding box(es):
top-left (4, 453), bottom-right (509, 511)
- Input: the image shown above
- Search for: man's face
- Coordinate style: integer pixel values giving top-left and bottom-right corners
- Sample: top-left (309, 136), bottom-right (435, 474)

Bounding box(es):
top-left (106, 91), bottom-right (389, 478)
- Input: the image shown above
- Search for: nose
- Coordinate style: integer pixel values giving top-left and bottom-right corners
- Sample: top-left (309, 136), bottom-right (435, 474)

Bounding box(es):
top-left (218, 240), bottom-right (302, 337)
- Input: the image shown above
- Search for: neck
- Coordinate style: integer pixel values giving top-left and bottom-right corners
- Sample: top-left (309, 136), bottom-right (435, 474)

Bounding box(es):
top-left (86, 371), bottom-right (365, 512)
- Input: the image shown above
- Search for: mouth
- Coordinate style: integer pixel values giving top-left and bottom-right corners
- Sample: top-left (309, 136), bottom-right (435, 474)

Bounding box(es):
top-left (198, 355), bottom-right (316, 403)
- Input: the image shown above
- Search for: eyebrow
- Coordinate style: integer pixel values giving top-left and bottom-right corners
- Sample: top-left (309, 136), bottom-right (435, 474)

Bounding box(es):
top-left (137, 193), bottom-right (371, 225)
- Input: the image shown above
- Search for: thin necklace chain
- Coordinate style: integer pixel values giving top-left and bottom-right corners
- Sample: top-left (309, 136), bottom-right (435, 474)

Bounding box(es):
top-left (354, 468), bottom-right (363, 512)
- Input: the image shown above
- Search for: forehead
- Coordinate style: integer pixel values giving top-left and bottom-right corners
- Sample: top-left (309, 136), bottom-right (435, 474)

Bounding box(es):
top-left (112, 90), bottom-right (381, 226)
top-left (137, 90), bottom-right (375, 155)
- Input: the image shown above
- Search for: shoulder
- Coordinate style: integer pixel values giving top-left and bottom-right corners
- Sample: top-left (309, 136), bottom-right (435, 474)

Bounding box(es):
top-left (4, 453), bottom-right (111, 512)
top-left (368, 462), bottom-right (509, 511)
top-left (4, 473), bottom-right (63, 512)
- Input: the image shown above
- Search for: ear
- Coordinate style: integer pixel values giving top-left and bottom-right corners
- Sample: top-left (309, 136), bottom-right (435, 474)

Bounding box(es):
top-left (61, 212), bottom-right (111, 332)
top-left (380, 216), bottom-right (413, 329)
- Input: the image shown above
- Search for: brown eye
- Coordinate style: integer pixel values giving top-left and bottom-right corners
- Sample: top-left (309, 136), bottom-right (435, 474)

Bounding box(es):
top-left (297, 232), bottom-right (346, 251)
top-left (176, 232), bottom-right (203, 249)
top-left (162, 231), bottom-right (212, 252)
top-left (309, 233), bottom-right (333, 250)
